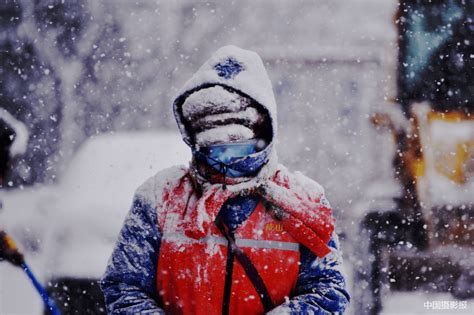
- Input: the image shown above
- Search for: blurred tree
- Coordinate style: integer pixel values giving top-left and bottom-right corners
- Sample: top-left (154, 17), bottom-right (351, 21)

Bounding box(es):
top-left (0, 0), bottom-right (61, 184)
top-left (2, 0), bottom-right (245, 185)
top-left (21, 0), bottom-right (125, 176)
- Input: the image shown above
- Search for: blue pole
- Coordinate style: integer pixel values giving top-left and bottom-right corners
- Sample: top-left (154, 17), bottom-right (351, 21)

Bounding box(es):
top-left (21, 262), bottom-right (61, 315)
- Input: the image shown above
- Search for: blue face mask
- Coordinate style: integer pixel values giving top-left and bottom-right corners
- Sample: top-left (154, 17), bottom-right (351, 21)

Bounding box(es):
top-left (194, 140), bottom-right (270, 178)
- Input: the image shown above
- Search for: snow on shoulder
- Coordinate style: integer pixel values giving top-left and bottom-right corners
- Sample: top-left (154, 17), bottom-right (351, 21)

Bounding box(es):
top-left (276, 165), bottom-right (326, 199)
top-left (134, 165), bottom-right (189, 206)
top-left (293, 170), bottom-right (326, 195)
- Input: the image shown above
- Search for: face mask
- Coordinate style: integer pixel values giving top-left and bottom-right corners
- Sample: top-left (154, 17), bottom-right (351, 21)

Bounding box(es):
top-left (194, 140), bottom-right (269, 178)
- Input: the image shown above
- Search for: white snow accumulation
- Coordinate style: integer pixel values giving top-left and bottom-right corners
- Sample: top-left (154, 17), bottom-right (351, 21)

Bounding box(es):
top-left (0, 131), bottom-right (191, 284)
top-left (0, 109), bottom-right (29, 157)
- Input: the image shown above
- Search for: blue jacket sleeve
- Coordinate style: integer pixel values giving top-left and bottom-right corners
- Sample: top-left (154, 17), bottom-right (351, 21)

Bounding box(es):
top-left (269, 232), bottom-right (350, 314)
top-left (100, 197), bottom-right (164, 314)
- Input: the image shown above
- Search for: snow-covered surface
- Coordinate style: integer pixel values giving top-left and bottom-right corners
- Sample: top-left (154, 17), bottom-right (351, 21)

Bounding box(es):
top-left (0, 186), bottom-right (56, 315)
top-left (427, 172), bottom-right (474, 206)
top-left (49, 131), bottom-right (190, 278)
top-left (195, 124), bottom-right (255, 146)
top-left (0, 131), bottom-right (190, 314)
top-left (0, 262), bottom-right (43, 315)
top-left (193, 107), bottom-right (259, 128)
top-left (182, 85), bottom-right (251, 120)
top-left (60, 131), bottom-right (188, 210)
top-left (0, 109), bottom-right (29, 157)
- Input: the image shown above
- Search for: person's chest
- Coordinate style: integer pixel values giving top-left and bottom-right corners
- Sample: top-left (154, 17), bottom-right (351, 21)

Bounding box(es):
top-left (156, 200), bottom-right (301, 315)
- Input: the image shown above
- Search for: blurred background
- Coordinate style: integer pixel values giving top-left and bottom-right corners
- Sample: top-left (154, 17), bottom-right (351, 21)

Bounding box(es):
top-left (0, 0), bottom-right (472, 314)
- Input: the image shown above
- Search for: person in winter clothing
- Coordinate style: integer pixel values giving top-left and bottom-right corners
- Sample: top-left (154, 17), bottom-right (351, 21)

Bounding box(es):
top-left (101, 45), bottom-right (350, 314)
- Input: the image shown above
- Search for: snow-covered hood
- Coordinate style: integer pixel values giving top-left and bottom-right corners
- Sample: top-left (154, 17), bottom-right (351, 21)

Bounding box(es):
top-left (173, 45), bottom-right (277, 156)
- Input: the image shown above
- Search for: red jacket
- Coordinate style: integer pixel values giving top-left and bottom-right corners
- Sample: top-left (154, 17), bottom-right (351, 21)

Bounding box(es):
top-left (155, 165), bottom-right (334, 314)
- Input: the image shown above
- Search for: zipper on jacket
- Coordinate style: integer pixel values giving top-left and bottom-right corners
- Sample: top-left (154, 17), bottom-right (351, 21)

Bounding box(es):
top-left (222, 230), bottom-right (235, 315)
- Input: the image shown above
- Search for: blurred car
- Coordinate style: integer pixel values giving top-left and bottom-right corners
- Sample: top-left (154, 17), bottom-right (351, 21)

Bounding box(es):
top-left (0, 131), bottom-right (190, 314)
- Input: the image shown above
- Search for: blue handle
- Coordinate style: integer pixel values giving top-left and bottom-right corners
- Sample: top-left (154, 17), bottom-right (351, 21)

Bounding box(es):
top-left (21, 263), bottom-right (61, 315)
